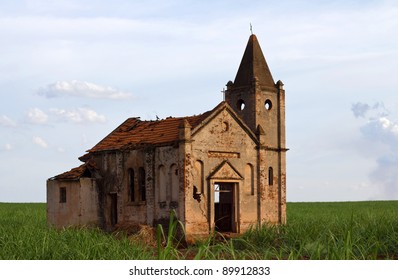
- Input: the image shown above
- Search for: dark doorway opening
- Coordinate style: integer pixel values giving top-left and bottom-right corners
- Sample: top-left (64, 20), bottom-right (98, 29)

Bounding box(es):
top-left (110, 193), bottom-right (118, 227)
top-left (214, 182), bottom-right (235, 232)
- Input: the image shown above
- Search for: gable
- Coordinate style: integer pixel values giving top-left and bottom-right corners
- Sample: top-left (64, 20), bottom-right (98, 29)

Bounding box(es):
top-left (191, 101), bottom-right (258, 145)
top-left (208, 160), bottom-right (243, 180)
top-left (190, 102), bottom-right (258, 154)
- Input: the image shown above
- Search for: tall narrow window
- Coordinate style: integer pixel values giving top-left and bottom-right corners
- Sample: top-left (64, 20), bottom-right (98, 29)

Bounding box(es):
top-left (59, 187), bottom-right (66, 203)
top-left (128, 168), bottom-right (135, 202)
top-left (139, 167), bottom-right (146, 201)
top-left (268, 167), bottom-right (274, 186)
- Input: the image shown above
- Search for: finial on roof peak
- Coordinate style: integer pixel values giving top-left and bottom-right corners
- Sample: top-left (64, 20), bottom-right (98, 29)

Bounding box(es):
top-left (250, 23), bottom-right (253, 35)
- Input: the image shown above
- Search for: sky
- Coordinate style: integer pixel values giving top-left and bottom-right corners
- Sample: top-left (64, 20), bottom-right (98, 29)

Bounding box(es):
top-left (1, 0), bottom-right (398, 202)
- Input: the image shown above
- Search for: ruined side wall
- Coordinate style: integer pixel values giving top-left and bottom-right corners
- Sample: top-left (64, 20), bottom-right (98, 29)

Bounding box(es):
top-left (78, 178), bottom-right (100, 226)
top-left (94, 150), bottom-right (149, 228)
top-left (93, 146), bottom-right (182, 230)
top-left (46, 179), bottom-right (99, 228)
top-left (186, 108), bottom-right (258, 240)
top-left (93, 152), bottom-right (119, 229)
top-left (47, 179), bottom-right (78, 228)
top-left (153, 146), bottom-right (181, 224)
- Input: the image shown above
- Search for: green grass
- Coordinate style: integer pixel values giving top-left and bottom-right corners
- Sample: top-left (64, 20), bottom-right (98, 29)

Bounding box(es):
top-left (0, 201), bottom-right (397, 259)
top-left (0, 203), bottom-right (153, 259)
top-left (241, 201), bottom-right (398, 259)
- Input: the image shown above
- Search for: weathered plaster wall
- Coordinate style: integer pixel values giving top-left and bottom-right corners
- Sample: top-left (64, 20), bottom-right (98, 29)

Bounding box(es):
top-left (47, 178), bottom-right (99, 228)
top-left (79, 178), bottom-right (100, 225)
top-left (92, 145), bottom-right (184, 229)
top-left (153, 146), bottom-right (181, 223)
top-left (93, 150), bottom-right (148, 228)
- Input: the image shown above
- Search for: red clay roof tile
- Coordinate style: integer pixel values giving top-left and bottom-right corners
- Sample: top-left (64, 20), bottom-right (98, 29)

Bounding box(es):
top-left (50, 161), bottom-right (98, 180)
top-left (87, 109), bottom-right (213, 153)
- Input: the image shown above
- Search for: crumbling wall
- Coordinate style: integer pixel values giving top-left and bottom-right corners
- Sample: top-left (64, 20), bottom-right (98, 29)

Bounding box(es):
top-left (153, 146), bottom-right (181, 223)
top-left (46, 178), bottom-right (99, 228)
top-left (94, 150), bottom-right (149, 229)
top-left (78, 178), bottom-right (100, 225)
top-left (91, 146), bottom-right (183, 230)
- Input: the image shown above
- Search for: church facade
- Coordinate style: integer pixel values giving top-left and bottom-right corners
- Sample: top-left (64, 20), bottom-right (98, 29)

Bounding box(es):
top-left (47, 34), bottom-right (287, 242)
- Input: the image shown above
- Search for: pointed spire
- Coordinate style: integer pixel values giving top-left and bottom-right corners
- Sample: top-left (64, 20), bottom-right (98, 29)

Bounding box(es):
top-left (233, 34), bottom-right (275, 88)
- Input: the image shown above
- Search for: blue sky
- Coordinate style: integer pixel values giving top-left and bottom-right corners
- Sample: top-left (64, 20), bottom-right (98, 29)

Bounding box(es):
top-left (1, 0), bottom-right (398, 202)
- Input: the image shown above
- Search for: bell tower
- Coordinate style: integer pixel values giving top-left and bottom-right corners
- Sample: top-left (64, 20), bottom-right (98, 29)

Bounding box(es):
top-left (225, 34), bottom-right (287, 224)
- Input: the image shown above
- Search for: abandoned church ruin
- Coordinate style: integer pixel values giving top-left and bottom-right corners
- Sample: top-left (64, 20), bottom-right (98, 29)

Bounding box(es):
top-left (47, 34), bottom-right (287, 241)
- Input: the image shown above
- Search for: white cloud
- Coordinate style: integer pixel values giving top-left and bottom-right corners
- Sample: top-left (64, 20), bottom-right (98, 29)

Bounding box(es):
top-left (353, 101), bottom-right (398, 199)
top-left (351, 102), bottom-right (387, 119)
top-left (4, 143), bottom-right (13, 151)
top-left (378, 117), bottom-right (398, 135)
top-left (360, 115), bottom-right (398, 145)
top-left (0, 115), bottom-right (17, 127)
top-left (32, 136), bottom-right (48, 148)
top-left (38, 80), bottom-right (132, 100)
top-left (370, 155), bottom-right (398, 199)
top-left (351, 102), bottom-right (371, 118)
top-left (50, 108), bottom-right (81, 123)
top-left (26, 108), bottom-right (48, 124)
top-left (50, 107), bottom-right (106, 124)
top-left (78, 108), bottom-right (106, 123)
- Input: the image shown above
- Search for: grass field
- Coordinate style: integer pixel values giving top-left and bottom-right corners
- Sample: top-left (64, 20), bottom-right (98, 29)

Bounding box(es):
top-left (0, 201), bottom-right (397, 260)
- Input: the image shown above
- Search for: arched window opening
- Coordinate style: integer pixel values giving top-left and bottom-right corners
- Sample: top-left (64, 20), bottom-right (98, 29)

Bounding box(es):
top-left (139, 167), bottom-right (146, 201)
top-left (268, 167), bottom-right (274, 186)
top-left (237, 99), bottom-right (245, 111)
top-left (264, 99), bottom-right (272, 110)
top-left (128, 168), bottom-right (135, 202)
